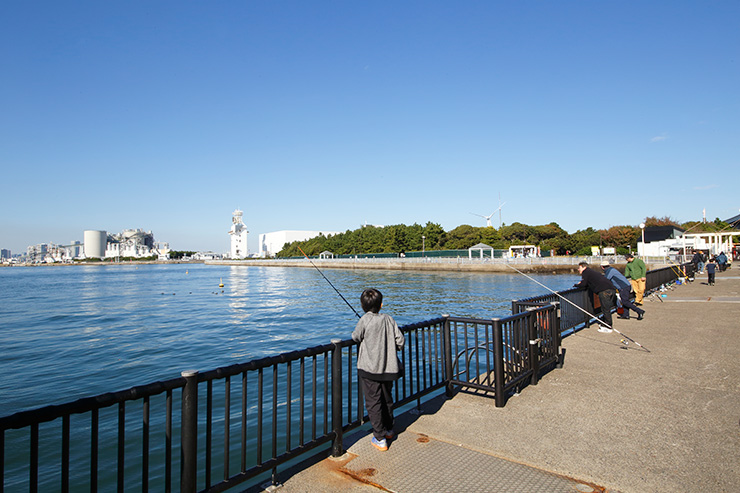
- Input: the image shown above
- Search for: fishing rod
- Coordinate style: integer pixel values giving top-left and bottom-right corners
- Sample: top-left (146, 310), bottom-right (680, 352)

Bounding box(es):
top-left (297, 246), bottom-right (361, 319)
top-left (665, 258), bottom-right (687, 279)
top-left (505, 263), bottom-right (651, 353)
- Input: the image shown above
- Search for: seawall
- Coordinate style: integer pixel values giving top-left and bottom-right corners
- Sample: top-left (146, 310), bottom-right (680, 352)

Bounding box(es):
top-left (206, 257), bottom-right (664, 274)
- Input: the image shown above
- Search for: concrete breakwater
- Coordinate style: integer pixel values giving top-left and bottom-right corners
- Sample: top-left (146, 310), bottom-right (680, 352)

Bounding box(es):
top-left (207, 257), bottom-right (656, 274)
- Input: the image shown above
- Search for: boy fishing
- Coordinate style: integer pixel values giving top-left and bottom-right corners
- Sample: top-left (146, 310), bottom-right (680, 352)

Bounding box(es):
top-left (352, 288), bottom-right (405, 451)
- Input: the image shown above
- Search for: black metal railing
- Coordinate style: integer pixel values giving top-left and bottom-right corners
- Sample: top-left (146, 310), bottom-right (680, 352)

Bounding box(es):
top-left (0, 377), bottom-right (186, 492)
top-left (512, 262), bottom-right (695, 334)
top-left (1, 308), bottom-right (558, 493)
top-left (645, 263), bottom-right (695, 292)
top-left (444, 304), bottom-right (559, 407)
top-left (1, 263), bottom-right (689, 492)
top-left (0, 317), bottom-right (456, 493)
top-left (513, 287), bottom-right (593, 334)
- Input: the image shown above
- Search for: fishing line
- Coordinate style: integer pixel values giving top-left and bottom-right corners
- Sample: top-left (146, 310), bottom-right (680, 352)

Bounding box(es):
top-left (505, 263), bottom-right (651, 353)
top-left (297, 246), bottom-right (361, 319)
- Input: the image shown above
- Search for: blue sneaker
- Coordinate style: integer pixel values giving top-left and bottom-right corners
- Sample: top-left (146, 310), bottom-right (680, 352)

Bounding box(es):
top-left (371, 437), bottom-right (388, 451)
top-left (385, 430), bottom-right (395, 440)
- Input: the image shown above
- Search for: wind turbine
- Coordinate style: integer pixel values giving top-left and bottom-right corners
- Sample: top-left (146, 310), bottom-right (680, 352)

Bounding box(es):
top-left (471, 211), bottom-right (495, 227)
top-left (471, 201), bottom-right (506, 227)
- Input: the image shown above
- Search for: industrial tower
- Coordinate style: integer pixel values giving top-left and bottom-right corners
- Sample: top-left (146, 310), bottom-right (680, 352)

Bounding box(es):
top-left (229, 209), bottom-right (249, 259)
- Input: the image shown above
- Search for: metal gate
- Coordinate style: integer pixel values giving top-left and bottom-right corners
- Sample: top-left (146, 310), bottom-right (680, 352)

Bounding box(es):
top-left (443, 303), bottom-right (561, 407)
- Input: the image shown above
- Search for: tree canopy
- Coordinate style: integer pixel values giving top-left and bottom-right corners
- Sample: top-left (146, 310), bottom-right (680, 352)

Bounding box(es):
top-left (275, 217), bottom-right (735, 258)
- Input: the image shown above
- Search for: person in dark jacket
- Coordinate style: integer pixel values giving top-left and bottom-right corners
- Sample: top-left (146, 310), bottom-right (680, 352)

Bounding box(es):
top-left (706, 257), bottom-right (717, 285)
top-left (352, 288), bottom-right (405, 451)
top-left (717, 252), bottom-right (728, 272)
top-left (574, 262), bottom-right (617, 331)
top-left (691, 250), bottom-right (703, 273)
top-left (601, 261), bottom-right (645, 320)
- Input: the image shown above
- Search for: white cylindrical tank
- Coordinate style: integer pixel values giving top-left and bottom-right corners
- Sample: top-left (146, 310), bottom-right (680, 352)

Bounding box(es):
top-left (84, 230), bottom-right (107, 258)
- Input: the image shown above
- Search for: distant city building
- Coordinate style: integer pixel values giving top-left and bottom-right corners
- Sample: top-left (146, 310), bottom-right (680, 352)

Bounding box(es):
top-left (26, 242), bottom-right (76, 263)
top-left (104, 229), bottom-right (169, 259)
top-left (70, 241), bottom-right (82, 258)
top-left (18, 229), bottom-right (169, 263)
top-left (27, 243), bottom-right (49, 262)
top-left (193, 251), bottom-right (223, 261)
top-left (259, 230), bottom-right (340, 258)
top-left (229, 209), bottom-right (249, 259)
top-left (1, 249), bottom-right (10, 260)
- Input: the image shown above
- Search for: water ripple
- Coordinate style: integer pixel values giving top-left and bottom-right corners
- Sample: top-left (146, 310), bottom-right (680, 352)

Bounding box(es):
top-left (0, 264), bottom-right (578, 415)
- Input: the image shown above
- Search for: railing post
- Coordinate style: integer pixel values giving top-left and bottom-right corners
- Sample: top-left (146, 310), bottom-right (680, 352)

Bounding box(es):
top-left (442, 315), bottom-right (453, 397)
top-left (552, 302), bottom-right (565, 368)
top-left (180, 370), bottom-right (198, 493)
top-left (492, 319), bottom-right (505, 408)
top-left (526, 308), bottom-right (540, 386)
top-left (330, 339), bottom-right (344, 457)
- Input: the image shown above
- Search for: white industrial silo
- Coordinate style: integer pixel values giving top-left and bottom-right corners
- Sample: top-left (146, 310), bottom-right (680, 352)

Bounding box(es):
top-left (83, 230), bottom-right (107, 258)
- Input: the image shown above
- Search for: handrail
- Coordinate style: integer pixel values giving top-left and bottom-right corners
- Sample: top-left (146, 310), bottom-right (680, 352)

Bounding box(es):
top-left (0, 304), bottom-right (564, 491)
top-left (0, 377), bottom-right (186, 431)
top-left (0, 317), bottom-right (452, 493)
top-left (512, 262), bottom-right (695, 334)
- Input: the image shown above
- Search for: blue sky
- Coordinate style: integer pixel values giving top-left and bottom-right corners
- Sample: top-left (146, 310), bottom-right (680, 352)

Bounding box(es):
top-left (1, 1), bottom-right (738, 254)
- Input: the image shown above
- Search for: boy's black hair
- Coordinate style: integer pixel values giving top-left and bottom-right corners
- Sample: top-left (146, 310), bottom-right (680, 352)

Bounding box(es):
top-left (360, 288), bottom-right (383, 313)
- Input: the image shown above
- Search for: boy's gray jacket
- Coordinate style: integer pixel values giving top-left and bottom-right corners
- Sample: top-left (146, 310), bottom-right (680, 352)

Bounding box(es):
top-left (352, 312), bottom-right (405, 381)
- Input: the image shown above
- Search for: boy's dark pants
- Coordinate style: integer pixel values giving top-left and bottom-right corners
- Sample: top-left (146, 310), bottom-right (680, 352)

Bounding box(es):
top-left (360, 377), bottom-right (394, 440)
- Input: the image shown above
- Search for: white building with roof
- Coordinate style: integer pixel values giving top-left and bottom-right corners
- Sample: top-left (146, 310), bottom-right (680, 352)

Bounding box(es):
top-left (638, 231), bottom-right (739, 257)
top-left (259, 230), bottom-right (340, 258)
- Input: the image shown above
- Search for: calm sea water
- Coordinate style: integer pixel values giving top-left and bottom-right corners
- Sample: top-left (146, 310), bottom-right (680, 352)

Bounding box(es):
top-left (0, 263), bottom-right (578, 417)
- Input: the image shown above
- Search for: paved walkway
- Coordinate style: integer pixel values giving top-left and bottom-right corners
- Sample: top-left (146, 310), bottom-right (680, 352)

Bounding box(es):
top-left (255, 270), bottom-right (740, 493)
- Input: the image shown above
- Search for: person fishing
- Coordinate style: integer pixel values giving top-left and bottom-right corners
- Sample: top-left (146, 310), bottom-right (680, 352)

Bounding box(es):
top-left (601, 261), bottom-right (645, 320)
top-left (574, 261), bottom-right (617, 333)
top-left (507, 263), bottom-right (650, 352)
top-left (351, 288), bottom-right (405, 452)
top-left (625, 254), bottom-right (647, 305)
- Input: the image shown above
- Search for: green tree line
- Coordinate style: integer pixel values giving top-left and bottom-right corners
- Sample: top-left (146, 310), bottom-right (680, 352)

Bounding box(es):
top-left (169, 250), bottom-right (196, 259)
top-left (276, 216), bottom-right (733, 258)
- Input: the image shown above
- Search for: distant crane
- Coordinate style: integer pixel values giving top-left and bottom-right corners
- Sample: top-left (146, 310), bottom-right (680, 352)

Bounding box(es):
top-left (471, 201), bottom-right (505, 228)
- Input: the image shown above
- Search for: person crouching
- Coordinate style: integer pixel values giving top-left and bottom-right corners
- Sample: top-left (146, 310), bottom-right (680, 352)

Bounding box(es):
top-left (601, 261), bottom-right (645, 320)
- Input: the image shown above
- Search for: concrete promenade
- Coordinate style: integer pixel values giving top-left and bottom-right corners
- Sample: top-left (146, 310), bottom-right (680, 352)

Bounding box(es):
top-left (257, 269), bottom-right (740, 493)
